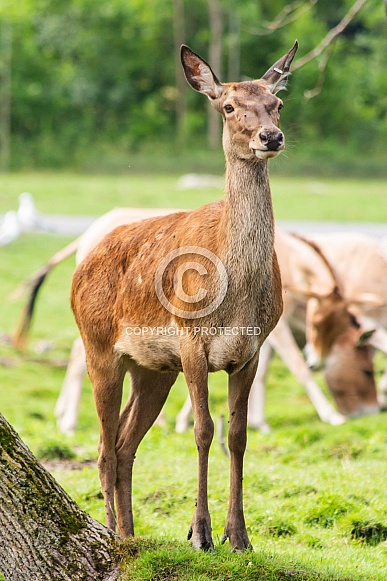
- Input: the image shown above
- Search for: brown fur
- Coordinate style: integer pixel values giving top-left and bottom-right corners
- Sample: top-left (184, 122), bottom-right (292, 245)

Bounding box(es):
top-left (305, 290), bottom-right (354, 362)
top-left (281, 233), bottom-right (366, 370)
top-left (289, 232), bottom-right (344, 294)
top-left (71, 42), bottom-right (298, 551)
top-left (324, 325), bottom-right (378, 416)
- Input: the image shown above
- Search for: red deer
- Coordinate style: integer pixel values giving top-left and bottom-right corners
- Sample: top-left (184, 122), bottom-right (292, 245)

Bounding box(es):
top-left (69, 43), bottom-right (299, 550)
top-left (299, 232), bottom-right (387, 406)
top-left (248, 320), bottom-right (378, 429)
top-left (323, 324), bottom-right (378, 417)
top-left (14, 219), bottom-right (379, 434)
top-left (13, 208), bottom-right (179, 435)
top-left (176, 229), bottom-right (379, 433)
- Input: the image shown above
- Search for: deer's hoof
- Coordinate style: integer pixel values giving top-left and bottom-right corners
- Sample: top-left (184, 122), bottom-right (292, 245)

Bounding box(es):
top-left (325, 411), bottom-right (346, 426)
top-left (187, 518), bottom-right (214, 551)
top-left (221, 527), bottom-right (253, 552)
top-left (248, 420), bottom-right (272, 434)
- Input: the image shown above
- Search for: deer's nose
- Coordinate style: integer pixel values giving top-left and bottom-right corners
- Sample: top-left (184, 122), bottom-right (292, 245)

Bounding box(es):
top-left (259, 131), bottom-right (284, 151)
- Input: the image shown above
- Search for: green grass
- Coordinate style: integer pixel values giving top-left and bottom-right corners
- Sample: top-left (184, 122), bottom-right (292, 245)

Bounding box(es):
top-left (1, 172), bottom-right (387, 579)
top-left (2, 330), bottom-right (387, 579)
top-left (0, 171), bottom-right (387, 222)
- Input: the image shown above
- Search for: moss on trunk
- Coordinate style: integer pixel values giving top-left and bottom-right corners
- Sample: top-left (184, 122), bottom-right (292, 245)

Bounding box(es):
top-left (0, 413), bottom-right (121, 581)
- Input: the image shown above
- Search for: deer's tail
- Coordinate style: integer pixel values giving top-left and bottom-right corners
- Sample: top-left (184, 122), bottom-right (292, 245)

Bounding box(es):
top-left (13, 237), bottom-right (79, 349)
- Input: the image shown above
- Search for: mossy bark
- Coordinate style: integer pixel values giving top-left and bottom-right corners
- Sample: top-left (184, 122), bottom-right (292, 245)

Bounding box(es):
top-left (0, 413), bottom-right (121, 581)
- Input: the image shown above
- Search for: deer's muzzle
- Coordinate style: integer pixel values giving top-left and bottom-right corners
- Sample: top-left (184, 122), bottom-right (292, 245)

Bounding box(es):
top-left (249, 128), bottom-right (285, 159)
top-left (259, 131), bottom-right (284, 151)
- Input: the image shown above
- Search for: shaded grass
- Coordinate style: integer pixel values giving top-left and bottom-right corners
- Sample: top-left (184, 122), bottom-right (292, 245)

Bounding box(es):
top-left (351, 521), bottom-right (387, 547)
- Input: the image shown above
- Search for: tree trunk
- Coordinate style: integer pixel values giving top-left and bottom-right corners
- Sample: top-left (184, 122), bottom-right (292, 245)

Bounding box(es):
top-left (0, 414), bottom-right (121, 581)
top-left (172, 0), bottom-right (187, 145)
top-left (227, 2), bottom-right (240, 81)
top-left (207, 0), bottom-right (223, 149)
top-left (0, 18), bottom-right (12, 171)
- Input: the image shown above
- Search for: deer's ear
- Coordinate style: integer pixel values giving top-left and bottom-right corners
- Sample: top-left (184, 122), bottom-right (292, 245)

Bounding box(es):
top-left (283, 284), bottom-right (325, 300)
top-left (261, 40), bottom-right (298, 94)
top-left (356, 329), bottom-right (376, 348)
top-left (346, 292), bottom-right (385, 308)
top-left (181, 45), bottom-right (224, 100)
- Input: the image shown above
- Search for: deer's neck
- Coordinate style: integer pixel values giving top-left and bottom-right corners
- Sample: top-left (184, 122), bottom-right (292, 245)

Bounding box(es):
top-left (220, 155), bottom-right (275, 286)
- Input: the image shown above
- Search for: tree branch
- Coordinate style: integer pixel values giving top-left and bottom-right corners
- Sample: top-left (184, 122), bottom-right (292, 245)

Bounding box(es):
top-left (303, 42), bottom-right (335, 101)
top-left (292, 0), bottom-right (370, 71)
top-left (244, 0), bottom-right (317, 36)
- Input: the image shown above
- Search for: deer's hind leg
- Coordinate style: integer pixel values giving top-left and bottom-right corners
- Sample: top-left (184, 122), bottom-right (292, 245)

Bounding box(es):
top-left (87, 352), bottom-right (127, 532)
top-left (114, 365), bottom-right (178, 537)
top-left (55, 336), bottom-right (87, 435)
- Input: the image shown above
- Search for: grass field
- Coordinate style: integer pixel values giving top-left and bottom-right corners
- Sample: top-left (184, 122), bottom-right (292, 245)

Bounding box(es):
top-left (1, 171), bottom-right (387, 580)
top-left (1, 170), bottom-right (387, 223)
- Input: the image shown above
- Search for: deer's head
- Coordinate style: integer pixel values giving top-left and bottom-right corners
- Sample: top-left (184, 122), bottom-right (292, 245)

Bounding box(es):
top-left (181, 42), bottom-right (298, 162)
top-left (302, 286), bottom-right (383, 371)
top-left (324, 325), bottom-right (379, 417)
top-left (304, 287), bottom-right (352, 369)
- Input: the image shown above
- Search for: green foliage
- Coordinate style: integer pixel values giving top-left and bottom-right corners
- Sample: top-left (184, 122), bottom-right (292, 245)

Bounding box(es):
top-left (304, 494), bottom-right (355, 528)
top-left (264, 520), bottom-right (297, 538)
top-left (119, 537), bottom-right (352, 580)
top-left (351, 521), bottom-right (387, 546)
top-left (1, 0), bottom-right (386, 172)
top-left (36, 441), bottom-right (76, 461)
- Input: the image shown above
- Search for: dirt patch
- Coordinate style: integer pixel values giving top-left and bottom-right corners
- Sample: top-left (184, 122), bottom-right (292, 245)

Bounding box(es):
top-left (42, 459), bottom-right (96, 472)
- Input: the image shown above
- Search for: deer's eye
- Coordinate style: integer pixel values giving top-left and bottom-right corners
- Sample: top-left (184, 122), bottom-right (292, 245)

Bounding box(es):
top-left (224, 104), bottom-right (234, 114)
top-left (278, 102), bottom-right (284, 111)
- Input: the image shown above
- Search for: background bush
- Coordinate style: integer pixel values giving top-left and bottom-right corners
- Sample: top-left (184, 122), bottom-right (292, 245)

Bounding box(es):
top-left (0, 0), bottom-right (386, 175)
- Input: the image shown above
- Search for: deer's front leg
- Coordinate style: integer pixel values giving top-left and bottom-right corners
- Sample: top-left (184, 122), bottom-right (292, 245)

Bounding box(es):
top-left (181, 342), bottom-right (214, 551)
top-left (222, 352), bottom-right (259, 551)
